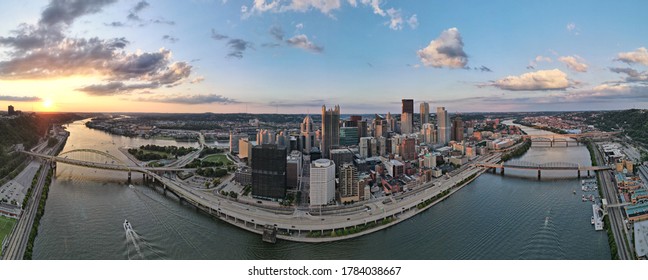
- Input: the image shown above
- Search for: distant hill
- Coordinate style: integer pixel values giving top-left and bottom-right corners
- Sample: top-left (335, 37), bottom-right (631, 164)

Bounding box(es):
top-left (587, 109), bottom-right (648, 146)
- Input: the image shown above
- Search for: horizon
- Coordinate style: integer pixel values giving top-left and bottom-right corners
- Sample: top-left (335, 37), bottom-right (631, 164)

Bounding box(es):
top-left (1, 1), bottom-right (647, 113)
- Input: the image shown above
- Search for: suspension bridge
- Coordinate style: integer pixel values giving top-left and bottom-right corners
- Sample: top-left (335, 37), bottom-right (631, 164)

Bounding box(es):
top-left (473, 160), bottom-right (613, 179)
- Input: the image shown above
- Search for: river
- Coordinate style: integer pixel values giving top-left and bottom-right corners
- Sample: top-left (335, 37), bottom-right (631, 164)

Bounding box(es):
top-left (32, 119), bottom-right (610, 259)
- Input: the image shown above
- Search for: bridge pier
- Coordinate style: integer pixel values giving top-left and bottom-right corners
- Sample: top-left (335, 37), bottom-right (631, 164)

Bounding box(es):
top-left (550, 141), bottom-right (553, 147)
top-left (128, 171), bottom-right (131, 183)
top-left (537, 169), bottom-right (541, 180)
top-left (566, 141), bottom-right (569, 147)
top-left (587, 170), bottom-right (591, 177)
top-left (577, 170), bottom-right (581, 178)
top-left (500, 167), bottom-right (504, 176)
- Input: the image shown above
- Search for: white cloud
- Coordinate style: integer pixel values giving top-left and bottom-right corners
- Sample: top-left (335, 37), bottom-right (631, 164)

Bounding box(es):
top-left (417, 27), bottom-right (468, 69)
top-left (296, 23), bottom-right (304, 30)
top-left (347, 0), bottom-right (357, 6)
top-left (407, 14), bottom-right (418, 29)
top-left (616, 47), bottom-right (648, 66)
top-left (360, 0), bottom-right (385, 16)
top-left (386, 8), bottom-right (402, 30)
top-left (286, 34), bottom-right (323, 53)
top-left (492, 69), bottom-right (573, 91)
top-left (566, 22), bottom-right (576, 31)
top-left (282, 0), bottom-right (342, 14)
top-left (558, 55), bottom-right (588, 72)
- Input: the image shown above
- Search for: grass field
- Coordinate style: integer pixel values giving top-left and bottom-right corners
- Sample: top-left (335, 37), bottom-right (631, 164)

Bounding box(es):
top-left (0, 216), bottom-right (17, 254)
top-left (203, 154), bottom-right (231, 165)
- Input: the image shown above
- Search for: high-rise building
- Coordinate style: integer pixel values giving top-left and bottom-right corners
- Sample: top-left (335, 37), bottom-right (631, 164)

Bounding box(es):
top-left (400, 113), bottom-right (412, 134)
top-left (251, 144), bottom-right (287, 200)
top-left (300, 115), bottom-right (316, 154)
top-left (399, 137), bottom-right (417, 161)
top-left (330, 148), bottom-right (354, 175)
top-left (321, 105), bottom-right (340, 159)
top-left (452, 116), bottom-right (464, 142)
top-left (421, 123), bottom-right (437, 144)
top-left (436, 106), bottom-right (450, 145)
top-left (359, 137), bottom-right (373, 158)
top-left (8, 105), bottom-right (15, 116)
top-left (349, 115), bottom-right (362, 122)
top-left (420, 102), bottom-right (430, 125)
top-left (238, 138), bottom-right (253, 164)
top-left (339, 127), bottom-right (359, 146)
top-left (339, 164), bottom-right (359, 203)
top-left (309, 159), bottom-right (335, 206)
top-left (286, 151), bottom-right (302, 190)
top-left (229, 132), bottom-right (247, 154)
top-left (256, 129), bottom-right (275, 145)
top-left (373, 115), bottom-right (387, 137)
top-left (401, 99), bottom-right (414, 134)
top-left (357, 120), bottom-right (368, 138)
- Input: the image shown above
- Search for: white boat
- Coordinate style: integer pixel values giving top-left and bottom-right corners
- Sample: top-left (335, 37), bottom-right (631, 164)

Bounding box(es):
top-left (123, 219), bottom-right (132, 231)
top-left (128, 184), bottom-right (134, 189)
top-left (591, 216), bottom-right (595, 225)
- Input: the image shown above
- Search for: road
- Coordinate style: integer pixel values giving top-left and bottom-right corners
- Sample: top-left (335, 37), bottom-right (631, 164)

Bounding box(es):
top-left (593, 142), bottom-right (633, 260)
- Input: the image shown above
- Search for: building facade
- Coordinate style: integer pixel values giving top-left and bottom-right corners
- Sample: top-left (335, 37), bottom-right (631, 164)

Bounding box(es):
top-left (309, 159), bottom-right (336, 206)
top-left (251, 144), bottom-right (287, 200)
top-left (339, 163), bottom-right (359, 203)
top-left (420, 102), bottom-right (430, 125)
top-left (436, 106), bottom-right (450, 145)
top-left (321, 105), bottom-right (340, 159)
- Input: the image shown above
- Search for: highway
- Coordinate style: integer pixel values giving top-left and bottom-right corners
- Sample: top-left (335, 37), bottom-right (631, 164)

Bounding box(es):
top-left (593, 143), bottom-right (633, 260)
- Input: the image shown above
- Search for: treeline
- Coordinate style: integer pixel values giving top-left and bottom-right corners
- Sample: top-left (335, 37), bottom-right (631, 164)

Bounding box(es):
top-left (185, 159), bottom-right (224, 168)
top-left (502, 139), bottom-right (532, 162)
top-left (513, 119), bottom-right (567, 134)
top-left (199, 146), bottom-right (223, 157)
top-left (138, 144), bottom-right (197, 156)
top-left (24, 168), bottom-right (53, 260)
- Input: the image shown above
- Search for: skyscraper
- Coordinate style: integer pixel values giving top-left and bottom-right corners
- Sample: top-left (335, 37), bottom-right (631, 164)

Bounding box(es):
top-left (339, 127), bottom-right (359, 146)
top-left (251, 144), bottom-right (287, 200)
top-left (300, 115), bottom-right (315, 154)
top-left (420, 102), bottom-right (430, 125)
top-left (401, 99), bottom-right (414, 134)
top-left (339, 164), bottom-right (359, 203)
top-left (436, 106), bottom-right (450, 145)
top-left (321, 105), bottom-right (340, 159)
top-left (421, 123), bottom-right (437, 144)
top-left (452, 116), bottom-right (464, 142)
top-left (309, 159), bottom-right (336, 206)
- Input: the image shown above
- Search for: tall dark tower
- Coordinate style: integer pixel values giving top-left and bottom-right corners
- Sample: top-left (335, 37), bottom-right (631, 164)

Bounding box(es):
top-left (401, 99), bottom-right (414, 134)
top-left (321, 105), bottom-right (340, 159)
top-left (251, 144), bottom-right (287, 200)
top-left (452, 116), bottom-right (464, 142)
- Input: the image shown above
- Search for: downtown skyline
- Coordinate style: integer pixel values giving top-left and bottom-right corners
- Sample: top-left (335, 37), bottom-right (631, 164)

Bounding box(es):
top-left (0, 0), bottom-right (648, 114)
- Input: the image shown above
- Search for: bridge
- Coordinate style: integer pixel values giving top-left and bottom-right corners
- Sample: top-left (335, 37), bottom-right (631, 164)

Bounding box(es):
top-left (22, 149), bottom-right (196, 182)
top-left (473, 160), bottom-right (613, 179)
top-left (521, 132), bottom-right (619, 147)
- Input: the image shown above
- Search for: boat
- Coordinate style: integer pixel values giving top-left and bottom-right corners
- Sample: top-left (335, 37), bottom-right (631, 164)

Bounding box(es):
top-left (591, 216), bottom-right (595, 225)
top-left (123, 219), bottom-right (132, 231)
top-left (573, 190), bottom-right (576, 195)
top-left (128, 184), bottom-right (134, 189)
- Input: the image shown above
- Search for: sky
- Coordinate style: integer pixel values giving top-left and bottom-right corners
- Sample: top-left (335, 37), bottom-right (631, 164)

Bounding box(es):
top-left (0, 0), bottom-right (647, 114)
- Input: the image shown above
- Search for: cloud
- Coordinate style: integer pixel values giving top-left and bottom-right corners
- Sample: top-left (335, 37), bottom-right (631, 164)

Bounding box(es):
top-left (267, 99), bottom-right (327, 107)
top-left (609, 67), bottom-right (648, 82)
top-left (40, 0), bottom-right (117, 27)
top-left (77, 82), bottom-right (159, 96)
top-left (136, 94), bottom-right (239, 104)
top-left (190, 76), bottom-right (205, 84)
top-left (281, 0), bottom-right (342, 14)
top-left (527, 55), bottom-right (552, 69)
top-left (417, 27), bottom-right (468, 69)
top-left (286, 34), bottom-right (323, 53)
top-left (385, 8), bottom-right (403, 30)
top-left (128, 0), bottom-right (150, 21)
top-left (270, 26), bottom-right (284, 41)
top-left (360, 0), bottom-right (385, 16)
top-left (475, 66), bottom-right (492, 72)
top-left (0, 95), bottom-right (42, 102)
top-left (261, 42), bottom-right (281, 48)
top-left (150, 18), bottom-right (175, 25)
top-left (566, 22), bottom-right (579, 35)
top-left (489, 69), bottom-right (573, 91)
top-left (296, 23), bottom-right (304, 30)
top-left (104, 21), bottom-right (126, 27)
top-left (558, 55), bottom-right (588, 72)
top-left (407, 14), bottom-right (418, 29)
top-left (616, 47), bottom-right (648, 66)
top-left (211, 29), bottom-right (229, 40)
top-left (226, 39), bottom-right (254, 58)
top-left (162, 35), bottom-right (179, 43)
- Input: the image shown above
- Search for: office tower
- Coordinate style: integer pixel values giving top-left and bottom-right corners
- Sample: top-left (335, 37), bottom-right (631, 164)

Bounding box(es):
top-left (378, 136), bottom-right (387, 156)
top-left (238, 138), bottom-right (253, 165)
top-left (321, 105), bottom-right (340, 158)
top-left (357, 120), bottom-right (368, 138)
top-left (8, 105), bottom-right (15, 116)
top-left (251, 144), bottom-right (287, 200)
top-left (330, 148), bottom-right (354, 174)
top-left (436, 106), bottom-right (450, 145)
top-left (400, 113), bottom-right (412, 134)
top-left (256, 129), bottom-right (275, 145)
top-left (420, 102), bottom-right (430, 125)
top-left (452, 116), bottom-right (464, 142)
top-left (229, 132), bottom-right (248, 154)
top-left (286, 151), bottom-right (302, 190)
top-left (385, 112), bottom-right (394, 132)
top-left (339, 127), bottom-right (359, 146)
top-left (400, 137), bottom-right (417, 161)
top-left (300, 115), bottom-right (316, 154)
top-left (423, 153), bottom-right (437, 168)
top-left (359, 137), bottom-right (373, 158)
top-left (276, 130), bottom-right (290, 148)
top-left (401, 99), bottom-right (414, 134)
top-left (373, 114), bottom-right (387, 138)
top-left (339, 164), bottom-right (359, 203)
top-left (349, 115), bottom-right (362, 122)
top-left (421, 123), bottom-right (437, 145)
top-left (309, 159), bottom-right (336, 206)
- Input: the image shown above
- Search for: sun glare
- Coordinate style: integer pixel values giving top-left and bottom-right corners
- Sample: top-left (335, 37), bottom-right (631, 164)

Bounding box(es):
top-left (42, 98), bottom-right (54, 110)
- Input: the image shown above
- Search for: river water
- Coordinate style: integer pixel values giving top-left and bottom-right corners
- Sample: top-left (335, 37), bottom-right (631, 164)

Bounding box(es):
top-left (32, 119), bottom-right (610, 259)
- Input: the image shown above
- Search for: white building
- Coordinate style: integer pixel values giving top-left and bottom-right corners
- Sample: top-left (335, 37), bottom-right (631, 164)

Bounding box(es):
top-left (309, 159), bottom-right (336, 206)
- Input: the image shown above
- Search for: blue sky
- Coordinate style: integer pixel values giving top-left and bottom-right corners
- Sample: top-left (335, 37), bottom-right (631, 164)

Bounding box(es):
top-left (0, 0), bottom-right (647, 113)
